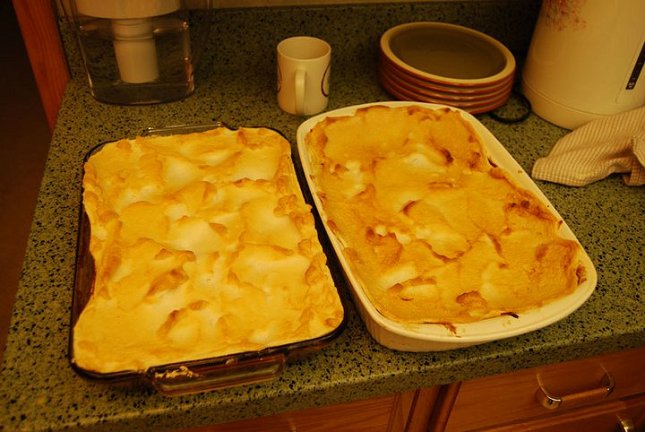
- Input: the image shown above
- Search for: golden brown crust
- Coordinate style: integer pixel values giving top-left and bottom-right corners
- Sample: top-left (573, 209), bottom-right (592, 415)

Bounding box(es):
top-left (74, 127), bottom-right (343, 373)
top-left (304, 105), bottom-right (583, 324)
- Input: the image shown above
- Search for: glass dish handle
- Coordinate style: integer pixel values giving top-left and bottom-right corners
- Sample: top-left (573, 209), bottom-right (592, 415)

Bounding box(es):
top-left (141, 122), bottom-right (229, 137)
top-left (148, 354), bottom-right (286, 396)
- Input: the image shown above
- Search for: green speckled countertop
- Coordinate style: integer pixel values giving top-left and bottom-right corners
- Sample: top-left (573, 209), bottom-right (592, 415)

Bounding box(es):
top-left (1, 2), bottom-right (644, 431)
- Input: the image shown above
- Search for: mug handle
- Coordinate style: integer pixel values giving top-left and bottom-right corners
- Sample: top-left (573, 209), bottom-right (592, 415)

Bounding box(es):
top-left (295, 68), bottom-right (306, 115)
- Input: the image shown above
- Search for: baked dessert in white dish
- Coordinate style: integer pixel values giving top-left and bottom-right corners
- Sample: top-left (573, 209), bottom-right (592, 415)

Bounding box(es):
top-left (73, 126), bottom-right (344, 374)
top-left (297, 102), bottom-right (596, 350)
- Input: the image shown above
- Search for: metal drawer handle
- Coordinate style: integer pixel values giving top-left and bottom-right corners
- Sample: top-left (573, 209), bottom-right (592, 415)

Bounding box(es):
top-left (617, 417), bottom-right (635, 432)
top-left (535, 369), bottom-right (615, 410)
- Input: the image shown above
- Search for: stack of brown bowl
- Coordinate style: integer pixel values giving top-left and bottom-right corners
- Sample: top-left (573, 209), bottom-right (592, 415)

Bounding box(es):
top-left (379, 22), bottom-right (516, 114)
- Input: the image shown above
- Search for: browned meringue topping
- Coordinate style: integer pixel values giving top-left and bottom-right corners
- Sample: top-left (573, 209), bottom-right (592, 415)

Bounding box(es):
top-left (74, 127), bottom-right (343, 373)
top-left (304, 105), bottom-right (583, 324)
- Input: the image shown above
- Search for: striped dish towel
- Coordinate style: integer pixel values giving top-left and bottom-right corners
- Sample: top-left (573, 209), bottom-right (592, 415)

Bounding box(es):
top-left (532, 106), bottom-right (645, 186)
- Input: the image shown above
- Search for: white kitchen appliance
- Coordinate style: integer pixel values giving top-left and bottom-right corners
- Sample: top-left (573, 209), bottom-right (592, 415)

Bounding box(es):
top-left (522, 0), bottom-right (645, 129)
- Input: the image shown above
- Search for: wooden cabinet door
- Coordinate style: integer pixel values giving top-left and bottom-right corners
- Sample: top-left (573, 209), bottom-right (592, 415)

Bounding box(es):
top-left (183, 388), bottom-right (439, 432)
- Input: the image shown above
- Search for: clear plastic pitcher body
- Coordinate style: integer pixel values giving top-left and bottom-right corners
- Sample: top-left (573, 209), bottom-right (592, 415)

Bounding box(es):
top-left (70, 0), bottom-right (199, 105)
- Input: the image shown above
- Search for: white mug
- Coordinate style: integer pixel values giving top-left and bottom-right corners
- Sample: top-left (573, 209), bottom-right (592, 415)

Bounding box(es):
top-left (277, 36), bottom-right (331, 116)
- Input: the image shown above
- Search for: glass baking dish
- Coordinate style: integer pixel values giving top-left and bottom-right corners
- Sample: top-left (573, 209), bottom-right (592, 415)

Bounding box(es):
top-left (69, 123), bottom-right (346, 395)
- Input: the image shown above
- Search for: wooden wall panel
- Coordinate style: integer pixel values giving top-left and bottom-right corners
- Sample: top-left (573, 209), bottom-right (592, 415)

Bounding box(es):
top-left (12, 0), bottom-right (69, 132)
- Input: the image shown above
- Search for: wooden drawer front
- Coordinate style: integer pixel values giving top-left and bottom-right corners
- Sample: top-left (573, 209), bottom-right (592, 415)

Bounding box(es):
top-left (481, 394), bottom-right (645, 432)
top-left (444, 347), bottom-right (645, 431)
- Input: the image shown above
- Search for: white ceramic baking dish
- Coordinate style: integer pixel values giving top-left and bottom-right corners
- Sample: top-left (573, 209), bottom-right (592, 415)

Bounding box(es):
top-left (296, 101), bottom-right (597, 351)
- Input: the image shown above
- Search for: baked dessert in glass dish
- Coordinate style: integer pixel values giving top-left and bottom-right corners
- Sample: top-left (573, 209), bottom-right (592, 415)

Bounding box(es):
top-left (71, 124), bottom-right (345, 394)
top-left (297, 102), bottom-right (596, 351)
